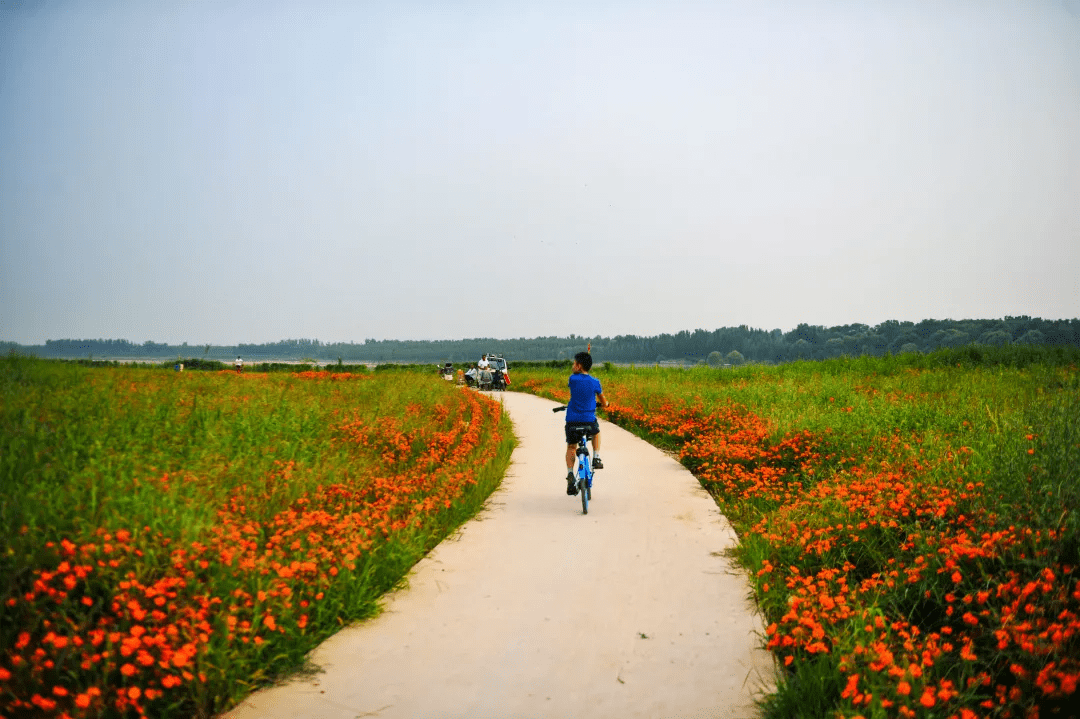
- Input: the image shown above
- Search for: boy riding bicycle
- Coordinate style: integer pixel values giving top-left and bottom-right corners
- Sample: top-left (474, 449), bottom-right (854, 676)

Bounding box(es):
top-left (564, 351), bottom-right (608, 496)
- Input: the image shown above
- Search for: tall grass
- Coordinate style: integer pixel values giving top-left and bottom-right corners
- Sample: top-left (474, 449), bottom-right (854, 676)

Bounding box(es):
top-left (0, 357), bottom-right (514, 717)
top-left (511, 345), bottom-right (1080, 717)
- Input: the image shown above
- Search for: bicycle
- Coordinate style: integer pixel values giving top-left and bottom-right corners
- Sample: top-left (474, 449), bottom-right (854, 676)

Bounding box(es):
top-left (553, 406), bottom-right (594, 514)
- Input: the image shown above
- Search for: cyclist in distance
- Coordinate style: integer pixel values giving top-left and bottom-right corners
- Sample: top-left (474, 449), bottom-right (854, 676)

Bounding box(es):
top-left (564, 351), bottom-right (608, 496)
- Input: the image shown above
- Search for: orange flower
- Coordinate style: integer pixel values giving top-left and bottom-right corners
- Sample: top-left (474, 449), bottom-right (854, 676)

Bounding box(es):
top-left (31, 695), bottom-right (58, 711)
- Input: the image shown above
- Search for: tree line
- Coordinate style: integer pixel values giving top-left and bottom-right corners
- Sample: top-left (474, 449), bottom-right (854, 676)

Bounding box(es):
top-left (5, 316), bottom-right (1077, 365)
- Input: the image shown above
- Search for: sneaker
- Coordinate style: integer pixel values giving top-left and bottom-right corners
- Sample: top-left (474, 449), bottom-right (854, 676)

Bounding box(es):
top-left (592, 456), bottom-right (603, 470)
top-left (566, 472), bottom-right (578, 496)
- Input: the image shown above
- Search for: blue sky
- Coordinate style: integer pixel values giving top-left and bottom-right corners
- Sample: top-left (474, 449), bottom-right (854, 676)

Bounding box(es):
top-left (2, 0), bottom-right (1078, 345)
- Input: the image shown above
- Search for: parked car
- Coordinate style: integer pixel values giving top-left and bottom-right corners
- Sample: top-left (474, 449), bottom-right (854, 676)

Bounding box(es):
top-left (464, 354), bottom-right (510, 391)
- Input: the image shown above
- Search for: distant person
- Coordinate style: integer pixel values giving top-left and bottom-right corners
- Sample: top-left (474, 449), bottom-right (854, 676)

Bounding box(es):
top-left (235, 356), bottom-right (243, 374)
top-left (478, 355), bottom-right (490, 370)
top-left (563, 351), bottom-right (607, 495)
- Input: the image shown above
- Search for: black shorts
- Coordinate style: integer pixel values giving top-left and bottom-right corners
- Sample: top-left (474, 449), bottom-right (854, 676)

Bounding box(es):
top-left (565, 421), bottom-right (600, 445)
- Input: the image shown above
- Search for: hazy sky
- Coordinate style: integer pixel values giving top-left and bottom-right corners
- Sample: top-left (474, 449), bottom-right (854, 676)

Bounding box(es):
top-left (2, 0), bottom-right (1079, 345)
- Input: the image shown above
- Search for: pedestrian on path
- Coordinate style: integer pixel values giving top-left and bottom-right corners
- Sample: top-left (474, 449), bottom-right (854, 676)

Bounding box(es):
top-left (563, 351), bottom-right (607, 495)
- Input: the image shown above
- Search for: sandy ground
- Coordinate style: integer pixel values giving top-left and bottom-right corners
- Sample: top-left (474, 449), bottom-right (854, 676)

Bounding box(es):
top-left (224, 391), bottom-right (775, 719)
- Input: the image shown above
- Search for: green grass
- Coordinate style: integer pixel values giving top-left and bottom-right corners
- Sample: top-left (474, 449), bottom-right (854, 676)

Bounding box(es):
top-left (0, 357), bottom-right (514, 717)
top-left (511, 345), bottom-right (1080, 718)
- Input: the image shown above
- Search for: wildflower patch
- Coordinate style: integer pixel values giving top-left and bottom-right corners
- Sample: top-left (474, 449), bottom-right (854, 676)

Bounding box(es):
top-left (511, 358), bottom-right (1079, 718)
top-left (0, 358), bottom-right (513, 718)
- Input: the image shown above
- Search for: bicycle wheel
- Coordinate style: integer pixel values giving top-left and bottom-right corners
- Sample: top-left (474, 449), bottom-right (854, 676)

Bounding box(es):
top-left (579, 466), bottom-right (589, 514)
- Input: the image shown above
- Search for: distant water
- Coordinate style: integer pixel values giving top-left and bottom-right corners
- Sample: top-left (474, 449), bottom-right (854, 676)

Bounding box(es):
top-left (77, 357), bottom-right (376, 368)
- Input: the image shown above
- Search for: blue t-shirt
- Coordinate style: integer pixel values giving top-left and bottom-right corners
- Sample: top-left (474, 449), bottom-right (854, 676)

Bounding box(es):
top-left (566, 373), bottom-right (603, 423)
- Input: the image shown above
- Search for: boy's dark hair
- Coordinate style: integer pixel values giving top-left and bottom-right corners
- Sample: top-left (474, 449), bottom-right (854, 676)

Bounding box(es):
top-left (574, 351), bottom-right (593, 371)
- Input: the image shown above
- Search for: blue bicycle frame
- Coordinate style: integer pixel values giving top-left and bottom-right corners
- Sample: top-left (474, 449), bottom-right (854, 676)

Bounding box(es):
top-left (554, 406), bottom-right (594, 514)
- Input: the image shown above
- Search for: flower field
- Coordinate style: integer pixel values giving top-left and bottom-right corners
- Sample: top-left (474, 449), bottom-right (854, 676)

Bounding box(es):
top-left (0, 357), bottom-right (514, 718)
top-left (512, 347), bottom-right (1079, 718)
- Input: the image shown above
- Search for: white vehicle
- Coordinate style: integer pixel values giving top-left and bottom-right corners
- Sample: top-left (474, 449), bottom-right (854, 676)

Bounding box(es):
top-left (465, 354), bottom-right (510, 390)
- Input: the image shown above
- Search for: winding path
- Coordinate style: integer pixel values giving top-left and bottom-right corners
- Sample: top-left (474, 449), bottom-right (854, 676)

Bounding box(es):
top-left (225, 391), bottom-right (775, 719)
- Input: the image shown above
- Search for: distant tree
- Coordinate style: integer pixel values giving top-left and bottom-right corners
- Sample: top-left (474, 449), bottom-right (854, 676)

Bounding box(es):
top-left (1017, 329), bottom-right (1045, 345)
top-left (888, 333), bottom-right (919, 354)
top-left (22, 318), bottom-right (1073, 365)
top-left (786, 324), bottom-right (824, 347)
top-left (930, 329), bottom-right (969, 349)
top-left (864, 334), bottom-right (889, 356)
top-left (706, 351), bottom-right (723, 368)
top-left (977, 330), bottom-right (1011, 347)
top-left (900, 343), bottom-right (919, 354)
top-left (725, 350), bottom-right (745, 365)
top-left (875, 320), bottom-right (910, 343)
top-left (944, 330), bottom-right (970, 348)
top-left (916, 319), bottom-right (948, 345)
top-left (1043, 319), bottom-right (1078, 346)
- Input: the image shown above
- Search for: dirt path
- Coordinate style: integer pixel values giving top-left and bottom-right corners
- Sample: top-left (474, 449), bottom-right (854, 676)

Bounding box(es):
top-left (225, 391), bottom-right (775, 719)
